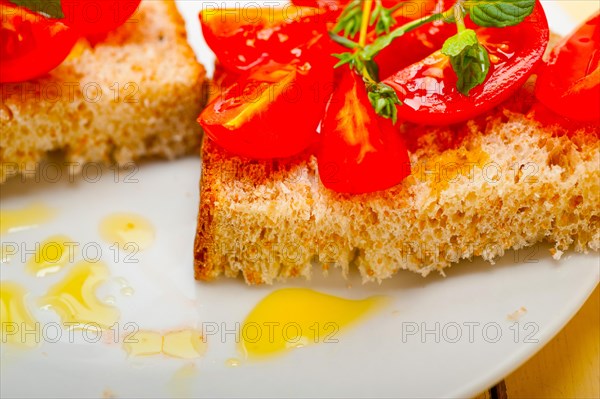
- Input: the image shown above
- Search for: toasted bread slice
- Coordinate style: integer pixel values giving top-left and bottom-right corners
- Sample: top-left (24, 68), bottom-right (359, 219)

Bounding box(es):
top-left (0, 0), bottom-right (206, 183)
top-left (194, 86), bottom-right (599, 284)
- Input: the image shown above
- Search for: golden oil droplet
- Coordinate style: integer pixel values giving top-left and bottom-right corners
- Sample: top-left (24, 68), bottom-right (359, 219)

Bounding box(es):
top-left (39, 260), bottom-right (119, 329)
top-left (167, 363), bottom-right (197, 398)
top-left (226, 358), bottom-right (241, 367)
top-left (103, 296), bottom-right (116, 305)
top-left (99, 213), bottom-right (155, 250)
top-left (163, 329), bottom-right (207, 359)
top-left (0, 282), bottom-right (39, 347)
top-left (113, 277), bottom-right (129, 287)
top-left (123, 330), bottom-right (163, 356)
top-left (112, 277), bottom-right (134, 296)
top-left (240, 288), bottom-right (388, 359)
top-left (26, 235), bottom-right (73, 277)
top-left (122, 329), bottom-right (207, 359)
top-left (0, 203), bottom-right (56, 235)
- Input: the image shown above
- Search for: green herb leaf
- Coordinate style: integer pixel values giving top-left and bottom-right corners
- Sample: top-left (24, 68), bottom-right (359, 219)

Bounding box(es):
top-left (362, 28), bottom-right (407, 60)
top-left (464, 0), bottom-right (535, 28)
top-left (329, 32), bottom-right (361, 50)
top-left (362, 12), bottom-right (443, 60)
top-left (370, 1), bottom-right (397, 35)
top-left (9, 0), bottom-right (64, 19)
top-left (449, 42), bottom-right (490, 95)
top-left (366, 82), bottom-right (402, 124)
top-left (441, 29), bottom-right (478, 57)
top-left (332, 53), bottom-right (357, 68)
top-left (333, 52), bottom-right (381, 83)
top-left (362, 58), bottom-right (380, 82)
top-left (332, 0), bottom-right (363, 38)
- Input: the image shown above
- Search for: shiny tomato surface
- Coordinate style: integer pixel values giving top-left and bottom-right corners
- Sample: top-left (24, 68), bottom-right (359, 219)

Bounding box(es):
top-left (200, 6), bottom-right (330, 73)
top-left (535, 12), bottom-right (600, 122)
top-left (318, 69), bottom-right (411, 193)
top-left (384, 1), bottom-right (549, 125)
top-left (0, 2), bottom-right (78, 83)
top-left (61, 0), bottom-right (141, 35)
top-left (199, 60), bottom-right (330, 159)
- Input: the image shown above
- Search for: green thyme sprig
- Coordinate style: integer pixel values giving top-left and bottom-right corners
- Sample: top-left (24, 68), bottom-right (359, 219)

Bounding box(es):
top-left (332, 0), bottom-right (363, 38)
top-left (329, 0), bottom-right (537, 121)
top-left (332, 48), bottom-right (401, 123)
top-left (332, 0), bottom-right (405, 39)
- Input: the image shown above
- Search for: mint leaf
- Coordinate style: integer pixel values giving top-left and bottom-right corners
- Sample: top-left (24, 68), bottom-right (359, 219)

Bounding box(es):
top-left (465, 0), bottom-right (535, 28)
top-left (9, 0), bottom-right (64, 19)
top-left (449, 43), bottom-right (490, 95)
top-left (441, 29), bottom-right (478, 57)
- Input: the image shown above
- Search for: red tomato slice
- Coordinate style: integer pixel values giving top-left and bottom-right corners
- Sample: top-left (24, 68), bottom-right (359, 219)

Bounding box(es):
top-left (374, 0), bottom-right (454, 80)
top-left (0, 2), bottom-right (78, 83)
top-left (200, 6), bottom-right (329, 73)
top-left (535, 12), bottom-right (600, 122)
top-left (383, 0), bottom-right (549, 125)
top-left (318, 69), bottom-right (411, 193)
top-left (528, 102), bottom-right (596, 133)
top-left (199, 60), bottom-right (329, 159)
top-left (61, 0), bottom-right (141, 36)
top-left (291, 0), bottom-right (345, 15)
top-left (293, 0), bottom-right (399, 12)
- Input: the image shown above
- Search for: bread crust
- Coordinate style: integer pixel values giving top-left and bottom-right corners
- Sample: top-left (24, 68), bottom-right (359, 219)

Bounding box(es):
top-left (194, 98), bottom-right (600, 284)
top-left (0, 0), bottom-right (206, 183)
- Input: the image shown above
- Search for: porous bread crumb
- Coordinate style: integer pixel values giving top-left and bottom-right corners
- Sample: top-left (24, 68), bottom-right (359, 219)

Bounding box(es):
top-left (194, 106), bottom-right (599, 284)
top-left (102, 389), bottom-right (116, 399)
top-left (549, 247), bottom-right (564, 260)
top-left (507, 307), bottom-right (528, 321)
top-left (0, 0), bottom-right (206, 183)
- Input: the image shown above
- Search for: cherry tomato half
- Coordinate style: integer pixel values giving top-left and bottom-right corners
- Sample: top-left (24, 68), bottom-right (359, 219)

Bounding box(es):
top-left (61, 0), bottom-right (141, 36)
top-left (293, 0), bottom-right (402, 12)
top-left (0, 2), bottom-right (78, 83)
top-left (199, 60), bottom-right (330, 159)
top-left (291, 0), bottom-right (345, 17)
top-left (318, 68), bottom-right (411, 193)
top-left (384, 0), bottom-right (549, 125)
top-left (374, 0), bottom-right (453, 80)
top-left (535, 12), bottom-right (600, 122)
top-left (200, 6), bottom-right (330, 73)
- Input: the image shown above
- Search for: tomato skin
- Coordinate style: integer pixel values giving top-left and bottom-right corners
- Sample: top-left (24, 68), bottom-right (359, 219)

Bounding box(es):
top-left (200, 6), bottom-right (329, 73)
top-left (199, 61), bottom-right (330, 159)
top-left (528, 102), bottom-right (598, 133)
top-left (317, 69), bottom-right (411, 194)
top-left (0, 2), bottom-right (79, 83)
top-left (535, 12), bottom-right (600, 122)
top-left (383, 0), bottom-right (549, 125)
top-left (61, 0), bottom-right (141, 36)
top-left (291, 0), bottom-right (345, 16)
top-left (292, 0), bottom-right (400, 11)
top-left (374, 0), bottom-right (453, 80)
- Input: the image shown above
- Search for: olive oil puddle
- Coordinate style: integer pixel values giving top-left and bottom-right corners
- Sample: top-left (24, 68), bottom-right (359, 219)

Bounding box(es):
top-left (240, 288), bottom-right (388, 359)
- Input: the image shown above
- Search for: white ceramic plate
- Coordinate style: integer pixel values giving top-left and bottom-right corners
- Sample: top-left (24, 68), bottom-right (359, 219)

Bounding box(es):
top-left (1, 1), bottom-right (599, 398)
